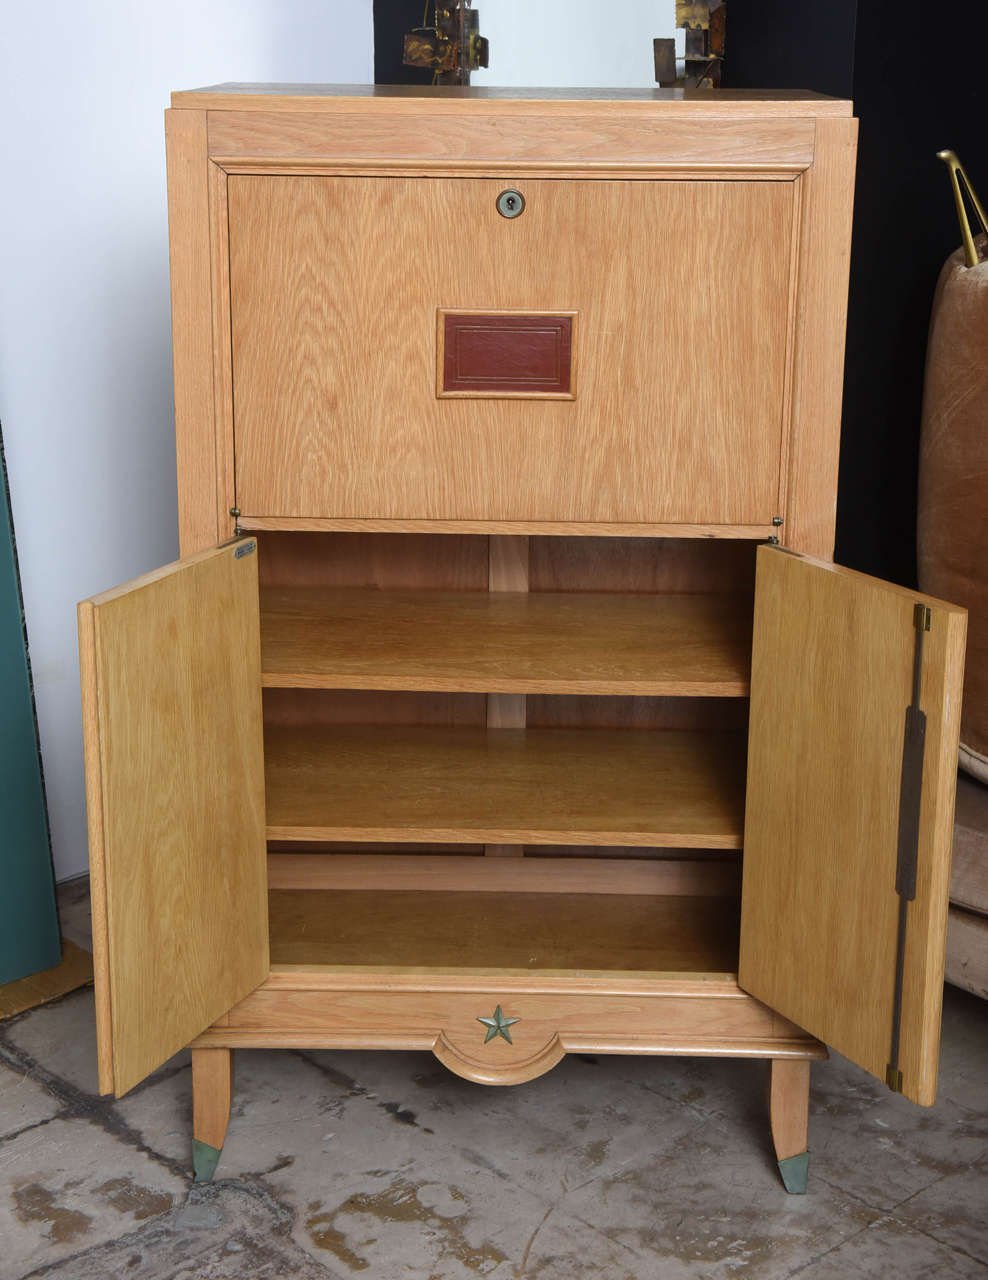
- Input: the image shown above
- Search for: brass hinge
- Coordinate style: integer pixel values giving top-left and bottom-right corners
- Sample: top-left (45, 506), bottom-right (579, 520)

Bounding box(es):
top-left (885, 1065), bottom-right (904, 1093)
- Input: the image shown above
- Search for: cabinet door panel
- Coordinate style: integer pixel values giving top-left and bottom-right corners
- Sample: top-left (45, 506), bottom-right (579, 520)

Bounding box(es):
top-left (740, 547), bottom-right (966, 1105)
top-left (78, 541), bottom-right (267, 1097)
top-left (228, 175), bottom-right (796, 524)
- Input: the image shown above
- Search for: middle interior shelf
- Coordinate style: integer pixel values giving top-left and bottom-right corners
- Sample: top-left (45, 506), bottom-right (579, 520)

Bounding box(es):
top-left (263, 724), bottom-right (747, 847)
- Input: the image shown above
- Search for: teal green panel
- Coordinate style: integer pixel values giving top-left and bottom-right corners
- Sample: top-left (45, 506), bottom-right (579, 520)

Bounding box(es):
top-left (0, 428), bottom-right (60, 986)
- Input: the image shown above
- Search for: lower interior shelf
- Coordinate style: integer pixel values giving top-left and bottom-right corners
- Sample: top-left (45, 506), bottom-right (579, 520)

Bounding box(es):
top-left (268, 886), bottom-right (740, 977)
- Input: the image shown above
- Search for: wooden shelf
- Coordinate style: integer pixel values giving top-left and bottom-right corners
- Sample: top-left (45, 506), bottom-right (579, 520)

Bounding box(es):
top-left (264, 725), bottom-right (746, 847)
top-left (268, 888), bottom-right (740, 976)
top-left (259, 587), bottom-right (752, 695)
top-left (267, 851), bottom-right (741, 897)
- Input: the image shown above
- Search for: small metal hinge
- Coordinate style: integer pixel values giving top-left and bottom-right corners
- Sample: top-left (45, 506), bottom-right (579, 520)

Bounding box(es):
top-left (229, 507), bottom-right (240, 518)
top-left (772, 516), bottom-right (784, 527)
top-left (885, 1065), bottom-right (904, 1093)
top-left (914, 603), bottom-right (931, 632)
top-left (767, 535), bottom-right (780, 545)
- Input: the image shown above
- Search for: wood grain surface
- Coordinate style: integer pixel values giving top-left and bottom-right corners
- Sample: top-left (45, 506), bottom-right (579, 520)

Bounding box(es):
top-left (485, 536), bottom-right (529, 854)
top-left (77, 603), bottom-right (115, 1092)
top-left (262, 688), bottom-right (487, 729)
top-left (176, 83), bottom-right (852, 114)
top-left (256, 530), bottom-right (488, 589)
top-left (263, 724), bottom-right (747, 847)
top-left (192, 1048), bottom-right (234, 1150)
top-left (0, 940), bottom-right (93, 1022)
top-left (228, 175), bottom-right (795, 524)
top-left (257, 530), bottom-right (492, 733)
top-left (165, 109), bottom-right (221, 554)
top-left (782, 118), bottom-right (858, 556)
top-left (78, 542), bottom-right (269, 1096)
top-left (770, 1058), bottom-right (811, 1162)
top-left (240, 517), bottom-right (776, 539)
top-left (528, 537), bottom-right (757, 593)
top-left (739, 548), bottom-right (966, 1104)
top-left (525, 695), bottom-right (749, 732)
top-left (258, 587), bottom-right (752, 695)
top-left (266, 852), bottom-right (740, 897)
top-left (267, 888), bottom-right (739, 973)
top-left (208, 113), bottom-right (815, 169)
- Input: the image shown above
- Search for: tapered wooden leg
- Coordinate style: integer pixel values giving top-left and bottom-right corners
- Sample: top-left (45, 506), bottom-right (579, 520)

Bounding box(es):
top-left (192, 1048), bottom-right (234, 1182)
top-left (770, 1058), bottom-right (810, 1194)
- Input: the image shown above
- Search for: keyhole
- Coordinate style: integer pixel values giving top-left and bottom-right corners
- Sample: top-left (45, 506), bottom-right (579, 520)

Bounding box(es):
top-left (496, 189), bottom-right (525, 219)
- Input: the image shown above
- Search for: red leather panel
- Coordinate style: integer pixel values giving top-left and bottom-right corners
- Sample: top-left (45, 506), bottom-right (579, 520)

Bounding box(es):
top-left (441, 313), bottom-right (574, 396)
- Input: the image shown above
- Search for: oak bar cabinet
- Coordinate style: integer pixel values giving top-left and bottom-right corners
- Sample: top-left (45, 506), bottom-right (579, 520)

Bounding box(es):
top-left (78, 86), bottom-right (966, 1193)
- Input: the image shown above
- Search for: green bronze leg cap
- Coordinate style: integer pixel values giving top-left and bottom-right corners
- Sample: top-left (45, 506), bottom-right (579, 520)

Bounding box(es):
top-left (192, 1139), bottom-right (222, 1183)
top-left (778, 1150), bottom-right (809, 1195)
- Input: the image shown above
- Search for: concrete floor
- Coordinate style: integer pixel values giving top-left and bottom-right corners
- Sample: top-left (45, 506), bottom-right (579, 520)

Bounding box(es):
top-left (0, 880), bottom-right (985, 1279)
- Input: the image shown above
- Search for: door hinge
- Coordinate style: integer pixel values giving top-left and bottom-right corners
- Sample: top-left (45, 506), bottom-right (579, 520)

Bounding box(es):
top-left (887, 602), bottom-right (931, 1095)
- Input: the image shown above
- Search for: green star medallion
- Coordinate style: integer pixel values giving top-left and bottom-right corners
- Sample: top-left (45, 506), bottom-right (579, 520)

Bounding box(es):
top-left (477, 1005), bottom-right (520, 1044)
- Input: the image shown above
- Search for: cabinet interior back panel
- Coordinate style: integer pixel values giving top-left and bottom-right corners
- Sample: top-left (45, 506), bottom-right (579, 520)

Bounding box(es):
top-left (228, 176), bottom-right (796, 524)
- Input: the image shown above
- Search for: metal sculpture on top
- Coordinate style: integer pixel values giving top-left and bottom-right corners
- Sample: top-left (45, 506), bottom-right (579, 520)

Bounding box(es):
top-left (403, 2), bottom-right (489, 86)
top-left (655, 1), bottom-right (725, 89)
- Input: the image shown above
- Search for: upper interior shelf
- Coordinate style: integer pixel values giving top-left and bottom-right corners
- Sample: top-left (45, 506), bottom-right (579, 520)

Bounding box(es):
top-left (260, 587), bottom-right (752, 696)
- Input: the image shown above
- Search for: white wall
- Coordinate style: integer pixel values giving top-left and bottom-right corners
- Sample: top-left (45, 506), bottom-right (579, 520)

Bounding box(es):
top-left (472, 0), bottom-right (676, 88)
top-left (0, 2), bottom-right (373, 880)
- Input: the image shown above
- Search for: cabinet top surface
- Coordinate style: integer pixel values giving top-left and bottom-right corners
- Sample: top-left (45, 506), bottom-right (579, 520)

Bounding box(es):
top-left (170, 82), bottom-right (853, 117)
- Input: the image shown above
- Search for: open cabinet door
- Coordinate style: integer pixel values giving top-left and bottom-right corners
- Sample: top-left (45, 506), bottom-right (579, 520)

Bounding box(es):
top-left (78, 540), bottom-right (267, 1097)
top-left (740, 547), bottom-right (966, 1105)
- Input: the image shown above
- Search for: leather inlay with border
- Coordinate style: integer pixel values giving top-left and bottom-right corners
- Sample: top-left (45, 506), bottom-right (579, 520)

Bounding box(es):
top-left (438, 310), bottom-right (577, 399)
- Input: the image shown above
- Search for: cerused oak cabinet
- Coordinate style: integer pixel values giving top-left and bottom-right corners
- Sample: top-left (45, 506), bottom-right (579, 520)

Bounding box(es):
top-left (78, 86), bottom-right (966, 1194)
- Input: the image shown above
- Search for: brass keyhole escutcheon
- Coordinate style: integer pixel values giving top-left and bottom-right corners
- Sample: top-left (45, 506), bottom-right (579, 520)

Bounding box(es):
top-left (496, 189), bottom-right (525, 219)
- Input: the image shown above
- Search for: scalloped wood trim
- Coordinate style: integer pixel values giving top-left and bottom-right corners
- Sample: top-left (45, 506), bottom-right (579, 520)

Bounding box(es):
top-left (433, 1031), bottom-right (566, 1085)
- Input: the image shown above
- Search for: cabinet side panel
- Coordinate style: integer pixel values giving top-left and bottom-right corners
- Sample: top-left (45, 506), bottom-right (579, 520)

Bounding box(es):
top-left (166, 109), bottom-right (221, 554)
top-left (784, 117), bottom-right (858, 558)
top-left (87, 543), bottom-right (269, 1096)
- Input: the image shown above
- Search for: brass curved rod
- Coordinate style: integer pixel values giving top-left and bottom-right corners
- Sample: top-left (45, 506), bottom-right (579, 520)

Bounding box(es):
top-left (937, 150), bottom-right (988, 268)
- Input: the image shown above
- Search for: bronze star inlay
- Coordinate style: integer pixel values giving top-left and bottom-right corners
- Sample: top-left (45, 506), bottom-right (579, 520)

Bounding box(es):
top-left (477, 1005), bottom-right (520, 1044)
